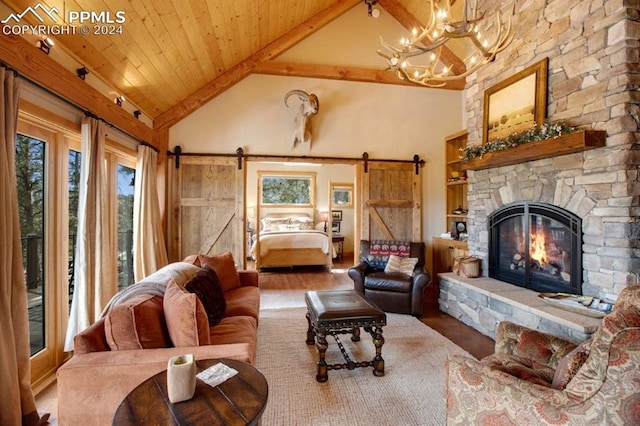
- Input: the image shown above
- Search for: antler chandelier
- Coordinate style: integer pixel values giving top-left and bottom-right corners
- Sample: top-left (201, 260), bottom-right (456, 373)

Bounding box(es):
top-left (378, 0), bottom-right (513, 87)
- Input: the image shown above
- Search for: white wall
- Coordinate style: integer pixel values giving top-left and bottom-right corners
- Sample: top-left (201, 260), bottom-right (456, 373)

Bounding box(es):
top-left (168, 5), bottom-right (464, 259)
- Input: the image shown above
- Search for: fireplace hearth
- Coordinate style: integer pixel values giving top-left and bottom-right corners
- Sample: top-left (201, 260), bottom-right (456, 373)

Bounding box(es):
top-left (488, 202), bottom-right (582, 295)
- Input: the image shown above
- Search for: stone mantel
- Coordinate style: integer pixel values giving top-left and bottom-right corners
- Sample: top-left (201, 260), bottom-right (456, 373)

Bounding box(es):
top-left (460, 130), bottom-right (607, 171)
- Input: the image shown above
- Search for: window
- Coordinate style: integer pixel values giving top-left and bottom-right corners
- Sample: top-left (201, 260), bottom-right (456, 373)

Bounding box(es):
top-left (259, 172), bottom-right (316, 207)
top-left (68, 149), bottom-right (81, 312)
top-left (16, 134), bottom-right (46, 356)
top-left (116, 164), bottom-right (135, 290)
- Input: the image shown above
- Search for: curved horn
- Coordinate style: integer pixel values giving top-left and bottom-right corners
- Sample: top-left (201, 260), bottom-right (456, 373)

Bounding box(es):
top-left (284, 89), bottom-right (310, 107)
top-left (309, 93), bottom-right (319, 111)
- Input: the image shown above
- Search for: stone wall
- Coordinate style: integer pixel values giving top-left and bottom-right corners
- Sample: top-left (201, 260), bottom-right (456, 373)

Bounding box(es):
top-left (440, 0), bottom-right (640, 338)
top-left (463, 0), bottom-right (640, 299)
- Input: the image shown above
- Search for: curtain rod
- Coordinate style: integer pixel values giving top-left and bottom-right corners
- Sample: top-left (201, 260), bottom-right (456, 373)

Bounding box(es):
top-left (1, 61), bottom-right (155, 152)
top-left (167, 146), bottom-right (426, 174)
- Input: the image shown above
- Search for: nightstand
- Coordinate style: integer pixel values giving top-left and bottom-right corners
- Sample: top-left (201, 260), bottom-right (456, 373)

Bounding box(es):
top-left (332, 235), bottom-right (344, 263)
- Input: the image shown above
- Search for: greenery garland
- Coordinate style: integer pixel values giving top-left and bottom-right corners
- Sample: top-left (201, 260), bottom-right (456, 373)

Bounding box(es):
top-left (460, 121), bottom-right (576, 160)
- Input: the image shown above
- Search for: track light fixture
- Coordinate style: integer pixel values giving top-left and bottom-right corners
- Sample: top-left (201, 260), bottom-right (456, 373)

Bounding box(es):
top-left (114, 95), bottom-right (125, 107)
top-left (37, 38), bottom-right (54, 54)
top-left (133, 110), bottom-right (142, 119)
top-left (77, 67), bottom-right (89, 80)
top-left (364, 0), bottom-right (380, 18)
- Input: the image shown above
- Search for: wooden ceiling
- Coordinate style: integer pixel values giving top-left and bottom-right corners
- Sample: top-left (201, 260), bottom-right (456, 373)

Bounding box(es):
top-left (2, 0), bottom-right (466, 128)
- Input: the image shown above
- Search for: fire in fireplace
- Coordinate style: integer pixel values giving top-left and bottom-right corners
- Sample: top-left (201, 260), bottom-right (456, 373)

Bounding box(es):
top-left (488, 202), bottom-right (582, 295)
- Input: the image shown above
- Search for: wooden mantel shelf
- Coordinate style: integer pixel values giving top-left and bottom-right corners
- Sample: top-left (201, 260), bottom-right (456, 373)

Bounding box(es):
top-left (460, 130), bottom-right (607, 171)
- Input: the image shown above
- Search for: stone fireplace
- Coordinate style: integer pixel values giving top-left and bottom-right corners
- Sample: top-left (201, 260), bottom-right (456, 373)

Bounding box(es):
top-left (437, 0), bottom-right (640, 343)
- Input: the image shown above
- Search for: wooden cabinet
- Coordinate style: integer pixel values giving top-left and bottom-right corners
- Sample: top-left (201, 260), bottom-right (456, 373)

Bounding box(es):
top-left (445, 130), bottom-right (469, 236)
top-left (430, 237), bottom-right (469, 303)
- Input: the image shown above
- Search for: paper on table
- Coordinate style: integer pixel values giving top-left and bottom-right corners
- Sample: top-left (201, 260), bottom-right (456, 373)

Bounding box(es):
top-left (196, 362), bottom-right (239, 388)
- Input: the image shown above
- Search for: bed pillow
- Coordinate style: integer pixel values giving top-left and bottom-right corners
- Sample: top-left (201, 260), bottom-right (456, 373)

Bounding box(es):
top-left (184, 265), bottom-right (226, 326)
top-left (261, 217), bottom-right (290, 232)
top-left (290, 217), bottom-right (315, 230)
top-left (163, 279), bottom-right (210, 347)
top-left (197, 252), bottom-right (242, 292)
top-left (278, 223), bottom-right (301, 231)
top-left (384, 255), bottom-right (419, 276)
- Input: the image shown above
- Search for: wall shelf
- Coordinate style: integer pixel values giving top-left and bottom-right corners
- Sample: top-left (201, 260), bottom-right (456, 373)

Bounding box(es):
top-left (460, 130), bottom-right (606, 171)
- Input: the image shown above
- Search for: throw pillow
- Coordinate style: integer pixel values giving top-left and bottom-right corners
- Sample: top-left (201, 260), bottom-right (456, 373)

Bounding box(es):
top-left (104, 294), bottom-right (170, 351)
top-left (551, 340), bottom-right (591, 389)
top-left (197, 252), bottom-right (241, 292)
top-left (163, 279), bottom-right (210, 347)
top-left (384, 254), bottom-right (419, 276)
top-left (184, 265), bottom-right (227, 326)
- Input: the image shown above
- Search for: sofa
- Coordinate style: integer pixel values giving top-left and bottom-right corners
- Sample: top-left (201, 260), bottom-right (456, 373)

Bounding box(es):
top-left (348, 240), bottom-right (431, 316)
top-left (56, 253), bottom-right (260, 425)
top-left (446, 284), bottom-right (640, 425)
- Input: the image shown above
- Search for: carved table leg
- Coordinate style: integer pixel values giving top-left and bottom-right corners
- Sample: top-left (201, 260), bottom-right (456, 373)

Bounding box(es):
top-left (315, 330), bottom-right (329, 382)
top-left (372, 326), bottom-right (385, 377)
top-left (351, 327), bottom-right (360, 342)
top-left (305, 312), bottom-right (315, 345)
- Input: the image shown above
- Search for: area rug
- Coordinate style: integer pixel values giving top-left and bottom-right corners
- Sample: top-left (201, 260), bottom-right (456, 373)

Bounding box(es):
top-left (255, 307), bottom-right (471, 425)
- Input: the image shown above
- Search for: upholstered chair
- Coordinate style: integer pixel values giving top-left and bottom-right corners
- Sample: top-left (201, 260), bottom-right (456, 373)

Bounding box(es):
top-left (348, 240), bottom-right (431, 317)
top-left (446, 284), bottom-right (640, 425)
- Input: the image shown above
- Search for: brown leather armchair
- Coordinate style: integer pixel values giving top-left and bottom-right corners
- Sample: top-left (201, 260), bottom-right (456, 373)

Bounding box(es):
top-left (348, 240), bottom-right (431, 317)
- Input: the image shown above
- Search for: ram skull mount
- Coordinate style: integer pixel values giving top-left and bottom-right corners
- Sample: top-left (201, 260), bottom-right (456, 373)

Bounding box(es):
top-left (284, 90), bottom-right (319, 150)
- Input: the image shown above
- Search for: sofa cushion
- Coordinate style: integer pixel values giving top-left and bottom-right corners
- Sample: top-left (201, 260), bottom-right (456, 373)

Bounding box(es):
top-left (225, 286), bottom-right (260, 320)
top-left (184, 266), bottom-right (227, 326)
top-left (104, 294), bottom-right (170, 351)
top-left (164, 279), bottom-right (210, 347)
top-left (74, 318), bottom-right (110, 354)
top-left (364, 272), bottom-right (413, 293)
top-left (384, 255), bottom-right (418, 276)
top-left (551, 340), bottom-right (591, 389)
top-left (209, 316), bottom-right (257, 345)
top-left (197, 252), bottom-right (241, 292)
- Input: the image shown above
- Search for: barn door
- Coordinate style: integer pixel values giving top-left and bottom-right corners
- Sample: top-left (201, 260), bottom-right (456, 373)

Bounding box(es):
top-left (360, 161), bottom-right (421, 243)
top-left (167, 156), bottom-right (245, 265)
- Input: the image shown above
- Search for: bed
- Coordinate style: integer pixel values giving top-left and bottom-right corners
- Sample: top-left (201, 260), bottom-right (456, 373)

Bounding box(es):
top-left (251, 213), bottom-right (333, 270)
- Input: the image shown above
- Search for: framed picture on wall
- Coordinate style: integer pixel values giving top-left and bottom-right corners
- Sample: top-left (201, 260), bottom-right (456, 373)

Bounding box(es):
top-left (331, 183), bottom-right (353, 208)
top-left (483, 58), bottom-right (548, 144)
top-left (331, 210), bottom-right (342, 222)
top-left (332, 222), bottom-right (341, 234)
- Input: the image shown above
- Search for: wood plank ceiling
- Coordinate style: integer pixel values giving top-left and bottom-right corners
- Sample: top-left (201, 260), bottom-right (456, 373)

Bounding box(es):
top-left (1, 0), bottom-right (466, 128)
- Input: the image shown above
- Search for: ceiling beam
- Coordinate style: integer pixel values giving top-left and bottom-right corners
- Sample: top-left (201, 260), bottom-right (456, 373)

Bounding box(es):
top-left (253, 60), bottom-right (465, 90)
top-left (379, 0), bottom-right (467, 76)
top-left (0, 31), bottom-right (153, 144)
top-left (154, 0), bottom-right (362, 130)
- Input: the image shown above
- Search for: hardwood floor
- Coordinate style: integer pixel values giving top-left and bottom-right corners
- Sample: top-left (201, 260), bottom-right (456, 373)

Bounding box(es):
top-left (36, 255), bottom-right (494, 424)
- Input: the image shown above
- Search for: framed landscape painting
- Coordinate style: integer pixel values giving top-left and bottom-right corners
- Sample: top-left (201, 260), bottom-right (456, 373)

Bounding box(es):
top-left (483, 58), bottom-right (548, 144)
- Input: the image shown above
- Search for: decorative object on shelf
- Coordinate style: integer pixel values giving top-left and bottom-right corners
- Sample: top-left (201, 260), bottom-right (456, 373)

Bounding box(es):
top-left (167, 354), bottom-right (196, 403)
top-left (284, 90), bottom-right (319, 150)
top-left (461, 120), bottom-right (577, 160)
top-left (377, 0), bottom-right (513, 87)
top-left (452, 205), bottom-right (468, 215)
top-left (483, 58), bottom-right (548, 144)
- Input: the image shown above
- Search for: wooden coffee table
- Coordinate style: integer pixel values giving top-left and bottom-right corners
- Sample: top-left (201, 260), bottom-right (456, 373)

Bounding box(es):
top-left (305, 290), bottom-right (387, 382)
top-left (112, 358), bottom-right (268, 425)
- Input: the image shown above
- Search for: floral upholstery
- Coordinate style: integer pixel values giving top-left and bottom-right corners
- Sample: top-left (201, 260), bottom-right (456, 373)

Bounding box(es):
top-left (446, 284), bottom-right (640, 425)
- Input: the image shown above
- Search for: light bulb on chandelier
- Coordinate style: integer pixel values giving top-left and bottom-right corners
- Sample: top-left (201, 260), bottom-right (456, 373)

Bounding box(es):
top-left (377, 0), bottom-right (514, 87)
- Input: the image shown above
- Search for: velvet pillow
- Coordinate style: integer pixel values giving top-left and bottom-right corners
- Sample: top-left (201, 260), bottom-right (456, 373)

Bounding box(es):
top-left (184, 265), bottom-right (227, 326)
top-left (384, 255), bottom-right (418, 276)
top-left (104, 294), bottom-right (170, 351)
top-left (197, 252), bottom-right (241, 292)
top-left (551, 340), bottom-right (591, 389)
top-left (163, 279), bottom-right (210, 347)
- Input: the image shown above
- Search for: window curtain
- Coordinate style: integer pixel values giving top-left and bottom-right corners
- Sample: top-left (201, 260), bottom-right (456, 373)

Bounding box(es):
top-left (0, 69), bottom-right (42, 425)
top-left (133, 145), bottom-right (168, 281)
top-left (64, 117), bottom-right (114, 351)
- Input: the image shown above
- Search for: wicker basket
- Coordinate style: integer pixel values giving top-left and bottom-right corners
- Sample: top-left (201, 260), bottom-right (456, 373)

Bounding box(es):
top-left (453, 256), bottom-right (481, 278)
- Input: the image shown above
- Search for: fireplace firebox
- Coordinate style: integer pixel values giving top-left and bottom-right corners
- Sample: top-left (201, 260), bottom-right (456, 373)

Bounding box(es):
top-left (488, 202), bottom-right (582, 295)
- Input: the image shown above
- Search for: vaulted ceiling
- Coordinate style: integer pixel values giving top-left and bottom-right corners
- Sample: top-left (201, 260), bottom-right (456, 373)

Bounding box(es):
top-left (2, 0), bottom-right (466, 129)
